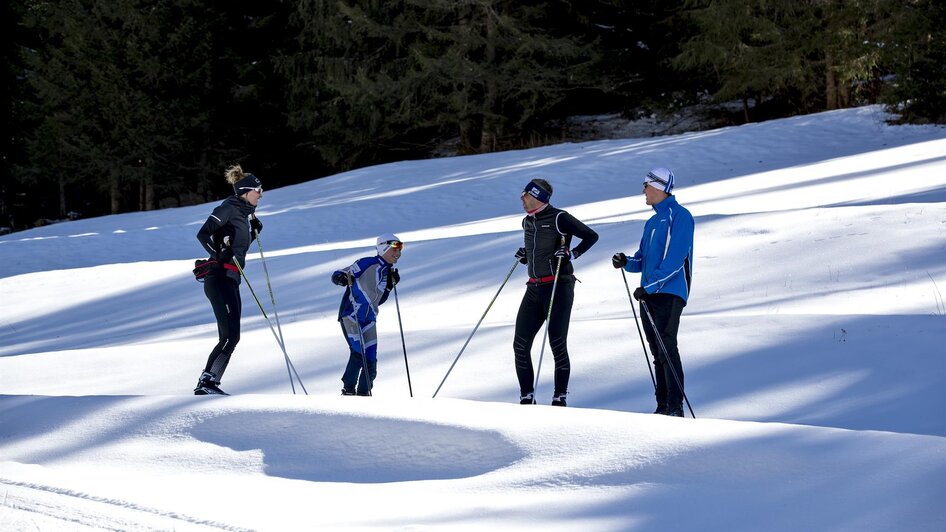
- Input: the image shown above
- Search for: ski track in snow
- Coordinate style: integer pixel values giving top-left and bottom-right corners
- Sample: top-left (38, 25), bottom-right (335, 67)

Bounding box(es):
top-left (0, 478), bottom-right (250, 531)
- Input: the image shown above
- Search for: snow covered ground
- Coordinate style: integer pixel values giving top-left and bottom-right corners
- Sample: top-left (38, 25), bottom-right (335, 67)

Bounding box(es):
top-left (2, 106), bottom-right (945, 530)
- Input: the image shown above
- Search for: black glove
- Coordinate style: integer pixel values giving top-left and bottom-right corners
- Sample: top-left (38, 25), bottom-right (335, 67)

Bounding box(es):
top-left (515, 247), bottom-right (528, 264)
top-left (554, 246), bottom-right (571, 261)
top-left (332, 271), bottom-right (351, 287)
top-left (217, 237), bottom-right (233, 263)
top-left (612, 252), bottom-right (628, 269)
top-left (250, 216), bottom-right (263, 234)
top-left (633, 287), bottom-right (648, 301)
top-left (387, 268), bottom-right (400, 288)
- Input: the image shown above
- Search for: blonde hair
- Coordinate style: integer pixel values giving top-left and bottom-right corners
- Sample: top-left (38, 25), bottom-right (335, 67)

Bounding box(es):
top-left (225, 164), bottom-right (245, 185)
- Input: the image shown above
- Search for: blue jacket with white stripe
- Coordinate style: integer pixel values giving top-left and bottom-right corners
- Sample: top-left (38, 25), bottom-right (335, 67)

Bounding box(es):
top-left (624, 195), bottom-right (694, 303)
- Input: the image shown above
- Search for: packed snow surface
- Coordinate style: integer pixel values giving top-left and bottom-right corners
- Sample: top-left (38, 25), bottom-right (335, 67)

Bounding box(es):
top-left (2, 107), bottom-right (945, 530)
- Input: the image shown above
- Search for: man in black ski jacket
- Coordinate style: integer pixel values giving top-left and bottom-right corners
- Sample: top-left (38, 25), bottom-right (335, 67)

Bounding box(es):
top-left (513, 178), bottom-right (598, 406)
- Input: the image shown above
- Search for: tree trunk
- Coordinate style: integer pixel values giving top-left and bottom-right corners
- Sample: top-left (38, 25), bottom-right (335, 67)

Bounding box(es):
top-left (110, 170), bottom-right (121, 214)
top-left (459, 114), bottom-right (484, 153)
top-left (145, 177), bottom-right (154, 211)
top-left (825, 49), bottom-right (839, 110)
top-left (59, 175), bottom-right (67, 217)
top-left (139, 175), bottom-right (154, 211)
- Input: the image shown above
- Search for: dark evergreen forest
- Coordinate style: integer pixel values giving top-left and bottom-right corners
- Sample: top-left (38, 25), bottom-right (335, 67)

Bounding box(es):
top-left (2, 0), bottom-right (943, 230)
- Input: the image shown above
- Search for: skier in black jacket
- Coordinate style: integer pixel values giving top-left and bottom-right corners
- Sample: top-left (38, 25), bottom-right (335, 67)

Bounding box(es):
top-left (193, 165), bottom-right (264, 395)
top-left (514, 178), bottom-right (598, 406)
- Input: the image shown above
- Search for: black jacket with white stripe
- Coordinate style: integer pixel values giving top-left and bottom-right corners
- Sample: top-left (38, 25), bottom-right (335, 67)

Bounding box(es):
top-left (196, 196), bottom-right (257, 283)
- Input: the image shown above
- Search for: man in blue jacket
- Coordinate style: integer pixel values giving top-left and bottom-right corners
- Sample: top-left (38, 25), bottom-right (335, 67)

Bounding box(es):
top-left (331, 234), bottom-right (402, 396)
top-left (612, 168), bottom-right (694, 417)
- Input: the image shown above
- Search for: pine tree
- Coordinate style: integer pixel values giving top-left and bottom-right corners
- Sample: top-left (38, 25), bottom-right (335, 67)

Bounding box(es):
top-left (280, 0), bottom-right (599, 169)
top-left (880, 0), bottom-right (946, 124)
top-left (20, 0), bottom-right (203, 214)
top-left (674, 0), bottom-right (886, 121)
top-left (18, 0), bottom-right (297, 215)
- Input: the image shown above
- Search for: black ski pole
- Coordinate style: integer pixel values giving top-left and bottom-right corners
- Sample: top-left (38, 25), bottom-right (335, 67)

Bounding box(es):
top-left (347, 276), bottom-right (373, 397)
top-left (620, 269), bottom-right (657, 391)
top-left (532, 240), bottom-right (566, 401)
top-left (639, 299), bottom-right (695, 418)
top-left (433, 259), bottom-right (520, 398)
top-left (392, 284), bottom-right (413, 397)
top-left (232, 257), bottom-right (307, 394)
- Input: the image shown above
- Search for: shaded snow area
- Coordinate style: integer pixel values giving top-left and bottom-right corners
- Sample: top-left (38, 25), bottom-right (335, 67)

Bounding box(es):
top-left (2, 106), bottom-right (945, 530)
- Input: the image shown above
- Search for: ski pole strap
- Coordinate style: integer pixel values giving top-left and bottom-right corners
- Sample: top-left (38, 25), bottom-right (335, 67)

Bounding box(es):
top-left (527, 275), bottom-right (557, 284)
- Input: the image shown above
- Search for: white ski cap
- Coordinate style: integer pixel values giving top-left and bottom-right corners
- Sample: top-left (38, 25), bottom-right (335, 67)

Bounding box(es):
top-left (644, 167), bottom-right (675, 193)
top-left (376, 233), bottom-right (403, 255)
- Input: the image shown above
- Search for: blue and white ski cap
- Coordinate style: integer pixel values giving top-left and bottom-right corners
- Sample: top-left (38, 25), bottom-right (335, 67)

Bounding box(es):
top-left (644, 167), bottom-right (674, 193)
top-left (376, 233), bottom-right (402, 255)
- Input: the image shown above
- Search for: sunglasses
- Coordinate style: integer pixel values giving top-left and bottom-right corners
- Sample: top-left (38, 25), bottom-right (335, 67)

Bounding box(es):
top-left (386, 240), bottom-right (404, 249)
top-left (645, 171), bottom-right (668, 186)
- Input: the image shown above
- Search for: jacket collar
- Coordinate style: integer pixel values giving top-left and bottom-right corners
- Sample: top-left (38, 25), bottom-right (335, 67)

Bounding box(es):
top-left (226, 195), bottom-right (257, 216)
top-left (651, 195), bottom-right (677, 214)
top-left (529, 203), bottom-right (554, 217)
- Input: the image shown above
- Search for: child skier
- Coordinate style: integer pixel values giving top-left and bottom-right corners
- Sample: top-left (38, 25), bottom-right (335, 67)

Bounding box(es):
top-left (331, 234), bottom-right (403, 395)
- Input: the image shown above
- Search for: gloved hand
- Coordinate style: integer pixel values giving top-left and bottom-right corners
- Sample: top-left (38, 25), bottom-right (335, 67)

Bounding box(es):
top-left (554, 246), bottom-right (571, 261)
top-left (217, 236), bottom-right (233, 263)
top-left (633, 287), bottom-right (648, 301)
top-left (515, 247), bottom-right (528, 264)
top-left (250, 216), bottom-right (263, 234)
top-left (332, 271), bottom-right (351, 287)
top-left (387, 268), bottom-right (400, 288)
top-left (612, 252), bottom-right (628, 269)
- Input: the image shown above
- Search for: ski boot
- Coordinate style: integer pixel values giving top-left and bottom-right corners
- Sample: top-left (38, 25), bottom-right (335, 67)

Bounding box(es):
top-left (194, 372), bottom-right (229, 395)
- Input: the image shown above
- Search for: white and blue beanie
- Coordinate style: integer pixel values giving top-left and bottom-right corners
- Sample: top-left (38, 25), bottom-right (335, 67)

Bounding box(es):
top-left (644, 167), bottom-right (674, 194)
top-left (376, 233), bottom-right (403, 255)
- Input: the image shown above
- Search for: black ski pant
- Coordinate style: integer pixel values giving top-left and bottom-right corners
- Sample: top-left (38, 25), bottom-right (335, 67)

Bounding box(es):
top-left (640, 294), bottom-right (685, 410)
top-left (202, 275), bottom-right (242, 383)
top-left (513, 277), bottom-right (575, 397)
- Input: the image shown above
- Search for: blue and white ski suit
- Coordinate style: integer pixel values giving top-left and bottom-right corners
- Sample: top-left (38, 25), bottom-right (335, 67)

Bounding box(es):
top-left (335, 255), bottom-right (394, 362)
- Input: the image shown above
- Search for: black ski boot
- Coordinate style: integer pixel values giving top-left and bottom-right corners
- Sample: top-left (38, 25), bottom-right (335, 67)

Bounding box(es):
top-left (194, 372), bottom-right (229, 395)
top-left (341, 388), bottom-right (356, 396)
top-left (665, 406), bottom-right (684, 417)
top-left (551, 393), bottom-right (567, 407)
top-left (519, 392), bottom-right (535, 405)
